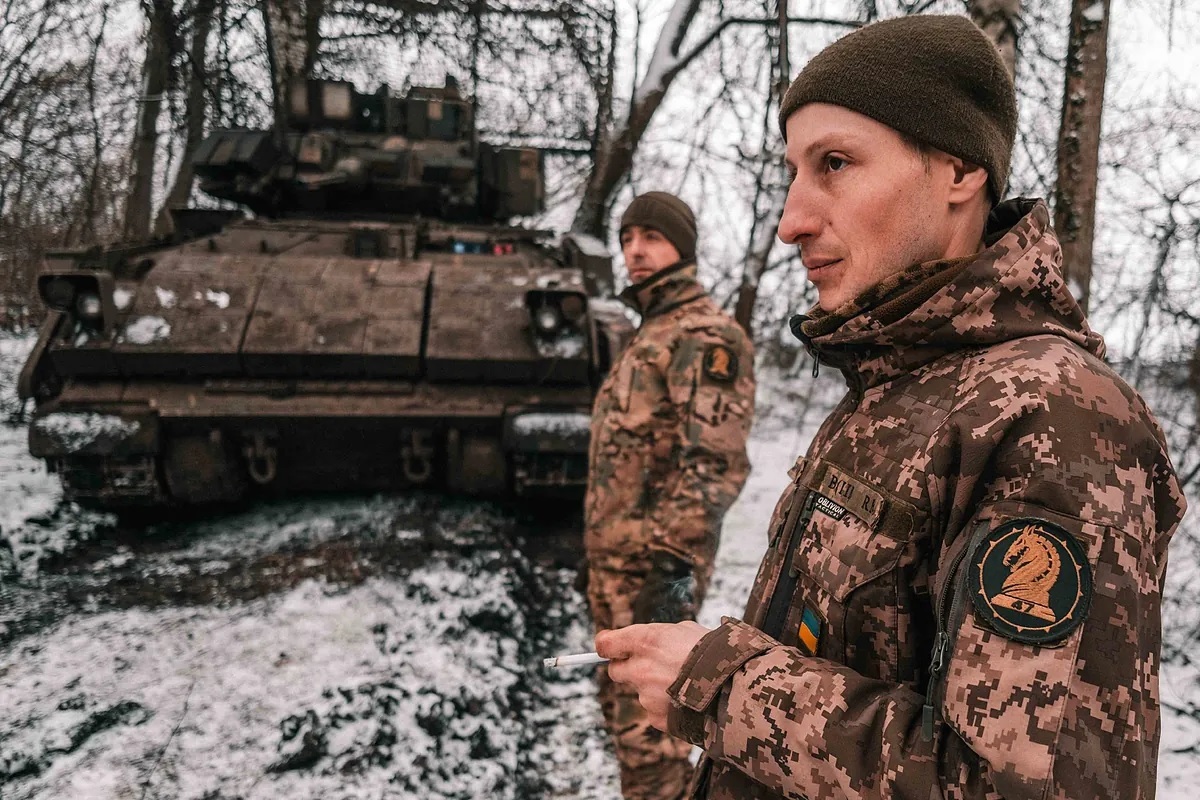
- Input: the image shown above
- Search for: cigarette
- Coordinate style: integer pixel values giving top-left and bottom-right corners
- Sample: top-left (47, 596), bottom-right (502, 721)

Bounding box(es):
top-left (542, 652), bottom-right (609, 668)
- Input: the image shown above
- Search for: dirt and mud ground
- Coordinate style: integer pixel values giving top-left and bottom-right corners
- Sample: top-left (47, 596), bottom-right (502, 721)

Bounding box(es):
top-left (0, 490), bottom-right (622, 799)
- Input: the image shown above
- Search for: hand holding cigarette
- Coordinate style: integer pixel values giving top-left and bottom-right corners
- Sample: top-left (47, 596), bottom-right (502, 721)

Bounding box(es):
top-left (594, 621), bottom-right (710, 732)
top-left (543, 651), bottom-right (610, 668)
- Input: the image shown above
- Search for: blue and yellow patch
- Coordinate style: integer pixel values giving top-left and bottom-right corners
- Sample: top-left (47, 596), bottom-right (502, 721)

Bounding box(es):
top-left (797, 606), bottom-right (822, 656)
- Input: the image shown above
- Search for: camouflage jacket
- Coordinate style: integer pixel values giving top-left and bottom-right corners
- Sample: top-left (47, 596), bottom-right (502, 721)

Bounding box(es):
top-left (665, 199), bottom-right (1187, 799)
top-left (584, 262), bottom-right (756, 573)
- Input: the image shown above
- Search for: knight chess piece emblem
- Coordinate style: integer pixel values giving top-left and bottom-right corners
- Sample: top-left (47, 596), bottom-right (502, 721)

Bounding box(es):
top-left (967, 518), bottom-right (1093, 645)
top-left (703, 344), bottom-right (738, 382)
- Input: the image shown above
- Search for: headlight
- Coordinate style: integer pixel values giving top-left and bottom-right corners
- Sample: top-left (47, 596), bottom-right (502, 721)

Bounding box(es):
top-left (525, 288), bottom-right (588, 342)
top-left (76, 293), bottom-right (103, 321)
top-left (37, 272), bottom-right (116, 332)
top-left (559, 294), bottom-right (585, 323)
top-left (42, 278), bottom-right (75, 310)
top-left (534, 305), bottom-right (561, 335)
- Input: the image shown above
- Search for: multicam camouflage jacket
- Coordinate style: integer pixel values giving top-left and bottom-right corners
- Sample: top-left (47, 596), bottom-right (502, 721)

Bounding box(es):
top-left (664, 199), bottom-right (1187, 799)
top-left (584, 262), bottom-right (756, 576)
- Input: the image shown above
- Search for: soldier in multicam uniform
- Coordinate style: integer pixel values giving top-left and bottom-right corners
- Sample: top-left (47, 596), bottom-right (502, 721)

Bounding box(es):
top-left (596, 15), bottom-right (1187, 800)
top-left (584, 191), bottom-right (756, 800)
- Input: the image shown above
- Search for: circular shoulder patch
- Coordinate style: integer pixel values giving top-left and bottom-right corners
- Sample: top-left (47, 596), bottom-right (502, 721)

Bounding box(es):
top-left (702, 344), bottom-right (738, 382)
top-left (967, 518), bottom-right (1092, 645)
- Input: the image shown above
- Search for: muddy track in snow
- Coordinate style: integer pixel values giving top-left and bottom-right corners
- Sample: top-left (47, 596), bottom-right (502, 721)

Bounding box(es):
top-left (0, 485), bottom-right (615, 798)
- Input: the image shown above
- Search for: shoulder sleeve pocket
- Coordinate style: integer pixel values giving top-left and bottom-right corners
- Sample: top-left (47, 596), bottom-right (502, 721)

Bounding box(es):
top-left (938, 501), bottom-right (1147, 799)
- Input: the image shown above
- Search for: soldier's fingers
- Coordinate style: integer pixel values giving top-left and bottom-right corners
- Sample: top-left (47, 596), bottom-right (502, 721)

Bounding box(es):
top-left (596, 623), bottom-right (663, 660)
top-left (606, 657), bottom-right (635, 686)
top-left (595, 628), bottom-right (634, 660)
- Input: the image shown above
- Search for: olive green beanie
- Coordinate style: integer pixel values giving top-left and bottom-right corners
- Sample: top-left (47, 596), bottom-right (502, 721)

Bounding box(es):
top-left (619, 191), bottom-right (698, 262)
top-left (779, 14), bottom-right (1017, 201)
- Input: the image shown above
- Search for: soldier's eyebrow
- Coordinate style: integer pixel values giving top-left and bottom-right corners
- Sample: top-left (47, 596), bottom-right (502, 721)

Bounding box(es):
top-left (802, 132), bottom-right (860, 160)
top-left (784, 132), bottom-right (860, 175)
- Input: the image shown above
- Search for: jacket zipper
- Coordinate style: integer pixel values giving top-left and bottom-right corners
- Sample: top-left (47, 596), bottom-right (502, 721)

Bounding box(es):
top-left (922, 521), bottom-right (989, 741)
top-left (761, 490), bottom-right (818, 640)
top-left (848, 371), bottom-right (864, 405)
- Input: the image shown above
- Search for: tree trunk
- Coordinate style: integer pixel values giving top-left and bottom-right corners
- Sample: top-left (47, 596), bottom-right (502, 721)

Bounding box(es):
top-left (1053, 0), bottom-right (1111, 312)
top-left (732, 0), bottom-right (791, 337)
top-left (303, 0), bottom-right (324, 78)
top-left (732, 178), bottom-right (787, 336)
top-left (262, 0), bottom-right (320, 131)
top-left (969, 0), bottom-right (1021, 78)
top-left (123, 0), bottom-right (173, 241)
top-left (155, 0), bottom-right (217, 235)
top-left (571, 0), bottom-right (702, 238)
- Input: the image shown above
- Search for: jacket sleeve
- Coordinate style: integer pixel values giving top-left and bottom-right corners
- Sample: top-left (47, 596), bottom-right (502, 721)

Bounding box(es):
top-left (665, 373), bottom-right (1185, 800)
top-left (667, 618), bottom-right (935, 800)
top-left (644, 319), bottom-right (755, 566)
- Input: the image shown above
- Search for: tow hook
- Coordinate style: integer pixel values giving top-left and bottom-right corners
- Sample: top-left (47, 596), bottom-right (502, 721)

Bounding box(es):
top-left (243, 432), bottom-right (278, 485)
top-left (401, 429), bottom-right (434, 484)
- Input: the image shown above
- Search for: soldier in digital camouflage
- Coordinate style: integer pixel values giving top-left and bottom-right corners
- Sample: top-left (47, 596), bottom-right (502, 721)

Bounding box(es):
top-left (584, 191), bottom-right (756, 800)
top-left (595, 14), bottom-right (1186, 800)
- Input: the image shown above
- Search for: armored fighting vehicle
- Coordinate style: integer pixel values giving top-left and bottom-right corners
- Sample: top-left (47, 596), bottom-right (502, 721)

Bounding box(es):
top-left (18, 78), bottom-right (630, 510)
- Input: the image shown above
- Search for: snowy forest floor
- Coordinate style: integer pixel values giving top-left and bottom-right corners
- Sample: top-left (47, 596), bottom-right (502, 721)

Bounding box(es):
top-left (1, 331), bottom-right (1198, 798)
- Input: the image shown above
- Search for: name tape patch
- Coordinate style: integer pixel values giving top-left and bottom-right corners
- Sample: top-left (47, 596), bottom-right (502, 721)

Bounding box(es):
top-left (821, 465), bottom-right (885, 528)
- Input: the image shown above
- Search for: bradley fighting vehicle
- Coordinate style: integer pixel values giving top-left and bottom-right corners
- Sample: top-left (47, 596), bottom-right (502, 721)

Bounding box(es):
top-left (18, 78), bottom-right (631, 510)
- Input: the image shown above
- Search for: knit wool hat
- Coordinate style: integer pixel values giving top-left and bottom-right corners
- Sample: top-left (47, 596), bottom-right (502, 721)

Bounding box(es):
top-left (619, 191), bottom-right (698, 262)
top-left (779, 14), bottom-right (1017, 201)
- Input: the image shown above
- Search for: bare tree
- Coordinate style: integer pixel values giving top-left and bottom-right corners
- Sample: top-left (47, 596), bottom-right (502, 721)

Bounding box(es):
top-left (571, 0), bottom-right (704, 238)
top-left (262, 0), bottom-right (323, 128)
top-left (155, 0), bottom-right (218, 234)
top-left (731, 1), bottom-right (1017, 337)
top-left (731, 0), bottom-right (791, 336)
top-left (123, 0), bottom-right (175, 240)
top-left (0, 2), bottom-right (134, 325)
top-left (571, 3), bottom-right (859, 241)
top-left (1053, 0), bottom-right (1110, 311)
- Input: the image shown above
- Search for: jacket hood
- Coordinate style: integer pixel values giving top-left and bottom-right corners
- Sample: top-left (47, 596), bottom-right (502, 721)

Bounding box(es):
top-left (791, 198), bottom-right (1105, 388)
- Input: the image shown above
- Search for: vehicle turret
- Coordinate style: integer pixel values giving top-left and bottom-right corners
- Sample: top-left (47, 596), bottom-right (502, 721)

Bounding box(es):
top-left (191, 77), bottom-right (543, 222)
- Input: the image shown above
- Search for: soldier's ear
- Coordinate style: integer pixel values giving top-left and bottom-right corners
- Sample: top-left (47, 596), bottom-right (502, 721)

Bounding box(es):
top-left (947, 157), bottom-right (989, 206)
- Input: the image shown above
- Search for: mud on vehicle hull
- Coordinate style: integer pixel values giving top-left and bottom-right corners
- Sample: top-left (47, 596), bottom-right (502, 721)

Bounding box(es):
top-left (30, 382), bottom-right (594, 509)
top-left (19, 221), bottom-right (627, 511)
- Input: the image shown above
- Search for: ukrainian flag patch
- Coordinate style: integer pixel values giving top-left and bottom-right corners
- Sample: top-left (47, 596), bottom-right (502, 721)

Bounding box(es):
top-left (798, 606), bottom-right (822, 656)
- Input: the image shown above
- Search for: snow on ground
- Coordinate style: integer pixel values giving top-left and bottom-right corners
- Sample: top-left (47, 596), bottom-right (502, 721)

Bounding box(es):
top-left (0, 332), bottom-right (622, 800)
top-left (0, 490), bottom-right (623, 798)
top-left (1, 329), bottom-right (1199, 797)
top-left (0, 336), bottom-right (114, 586)
top-left (0, 567), bottom-right (613, 799)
